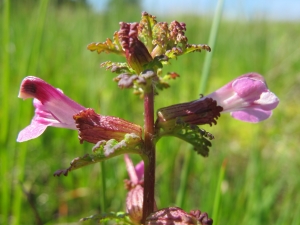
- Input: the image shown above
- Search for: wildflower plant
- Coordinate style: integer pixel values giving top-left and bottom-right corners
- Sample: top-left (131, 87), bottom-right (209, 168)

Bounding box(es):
top-left (17, 12), bottom-right (279, 224)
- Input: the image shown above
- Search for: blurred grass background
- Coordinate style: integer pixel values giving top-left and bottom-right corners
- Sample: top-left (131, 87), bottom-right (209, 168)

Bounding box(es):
top-left (1, 0), bottom-right (300, 224)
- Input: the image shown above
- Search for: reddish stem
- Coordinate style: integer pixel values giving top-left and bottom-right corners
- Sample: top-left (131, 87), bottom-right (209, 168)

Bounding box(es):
top-left (142, 86), bottom-right (156, 224)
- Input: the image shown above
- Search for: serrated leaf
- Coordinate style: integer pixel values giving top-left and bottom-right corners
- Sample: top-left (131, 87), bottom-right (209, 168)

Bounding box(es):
top-left (163, 72), bottom-right (180, 80)
top-left (80, 211), bottom-right (134, 224)
top-left (183, 44), bottom-right (211, 54)
top-left (87, 38), bottom-right (125, 56)
top-left (143, 55), bottom-right (165, 71)
top-left (53, 134), bottom-right (143, 176)
top-left (164, 44), bottom-right (211, 60)
top-left (100, 61), bottom-right (132, 74)
top-left (165, 47), bottom-right (183, 59)
top-left (157, 118), bottom-right (214, 157)
top-left (113, 31), bottom-right (124, 52)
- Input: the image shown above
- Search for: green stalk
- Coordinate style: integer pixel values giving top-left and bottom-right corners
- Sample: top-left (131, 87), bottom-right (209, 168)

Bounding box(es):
top-left (11, 1), bottom-right (50, 224)
top-left (27, 0), bottom-right (50, 73)
top-left (175, 148), bottom-right (193, 208)
top-left (11, 142), bottom-right (28, 225)
top-left (100, 162), bottom-right (107, 212)
top-left (175, 0), bottom-right (224, 208)
top-left (0, 1), bottom-right (11, 224)
top-left (212, 159), bottom-right (227, 224)
top-left (0, 0), bottom-right (10, 142)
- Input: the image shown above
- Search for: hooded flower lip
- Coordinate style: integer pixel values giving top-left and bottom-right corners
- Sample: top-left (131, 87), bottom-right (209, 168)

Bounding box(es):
top-left (203, 73), bottom-right (279, 123)
top-left (157, 73), bottom-right (279, 128)
top-left (17, 76), bottom-right (86, 142)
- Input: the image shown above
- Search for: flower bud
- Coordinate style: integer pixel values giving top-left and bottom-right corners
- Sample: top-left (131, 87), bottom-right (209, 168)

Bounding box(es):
top-left (145, 207), bottom-right (205, 225)
top-left (118, 22), bottom-right (153, 74)
top-left (126, 184), bottom-right (144, 224)
top-left (157, 98), bottom-right (223, 131)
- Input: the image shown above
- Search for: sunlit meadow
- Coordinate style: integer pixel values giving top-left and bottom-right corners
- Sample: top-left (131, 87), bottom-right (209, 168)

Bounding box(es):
top-left (1, 1), bottom-right (300, 224)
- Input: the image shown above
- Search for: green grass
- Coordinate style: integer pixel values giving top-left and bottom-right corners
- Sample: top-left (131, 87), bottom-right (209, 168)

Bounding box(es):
top-left (1, 2), bottom-right (300, 225)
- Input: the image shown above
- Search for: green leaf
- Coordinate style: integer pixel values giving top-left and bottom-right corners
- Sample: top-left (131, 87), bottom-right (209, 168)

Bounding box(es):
top-left (143, 55), bottom-right (167, 70)
top-left (157, 118), bottom-right (214, 157)
top-left (100, 61), bottom-right (132, 74)
top-left (165, 47), bottom-right (183, 59)
top-left (80, 211), bottom-right (134, 225)
top-left (53, 134), bottom-right (143, 176)
top-left (184, 44), bottom-right (211, 54)
top-left (87, 32), bottom-right (125, 56)
top-left (165, 44), bottom-right (211, 60)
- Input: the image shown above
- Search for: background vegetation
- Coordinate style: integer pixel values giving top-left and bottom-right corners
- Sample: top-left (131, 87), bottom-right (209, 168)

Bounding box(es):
top-left (1, 1), bottom-right (299, 224)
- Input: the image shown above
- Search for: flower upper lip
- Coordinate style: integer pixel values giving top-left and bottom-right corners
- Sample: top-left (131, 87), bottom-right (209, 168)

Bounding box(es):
top-left (204, 73), bottom-right (279, 122)
top-left (17, 76), bottom-right (86, 142)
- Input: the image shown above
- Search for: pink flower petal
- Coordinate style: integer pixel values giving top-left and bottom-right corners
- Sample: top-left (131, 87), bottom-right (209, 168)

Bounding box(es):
top-left (255, 91), bottom-right (279, 111)
top-left (232, 77), bottom-right (267, 99)
top-left (231, 108), bottom-right (272, 123)
top-left (124, 154), bottom-right (144, 184)
top-left (124, 154), bottom-right (139, 184)
top-left (17, 120), bottom-right (47, 142)
top-left (135, 161), bottom-right (144, 182)
top-left (17, 76), bottom-right (86, 142)
top-left (206, 73), bottom-right (279, 123)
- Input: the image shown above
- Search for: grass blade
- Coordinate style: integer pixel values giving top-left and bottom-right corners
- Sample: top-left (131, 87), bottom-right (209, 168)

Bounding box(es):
top-left (212, 159), bottom-right (227, 224)
top-left (0, 1), bottom-right (11, 224)
top-left (100, 162), bottom-right (107, 212)
top-left (175, 0), bottom-right (224, 210)
top-left (199, 0), bottom-right (224, 93)
top-left (11, 1), bottom-right (50, 224)
top-left (175, 149), bottom-right (194, 208)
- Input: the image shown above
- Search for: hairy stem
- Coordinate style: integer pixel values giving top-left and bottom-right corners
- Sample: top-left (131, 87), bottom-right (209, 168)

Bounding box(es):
top-left (142, 86), bottom-right (156, 223)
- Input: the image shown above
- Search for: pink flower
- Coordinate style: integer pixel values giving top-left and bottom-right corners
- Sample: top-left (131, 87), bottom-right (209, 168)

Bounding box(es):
top-left (124, 154), bottom-right (144, 186)
top-left (157, 73), bottom-right (279, 128)
top-left (17, 76), bottom-right (86, 142)
top-left (124, 154), bottom-right (145, 224)
top-left (203, 73), bottom-right (279, 123)
top-left (17, 76), bottom-right (142, 143)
